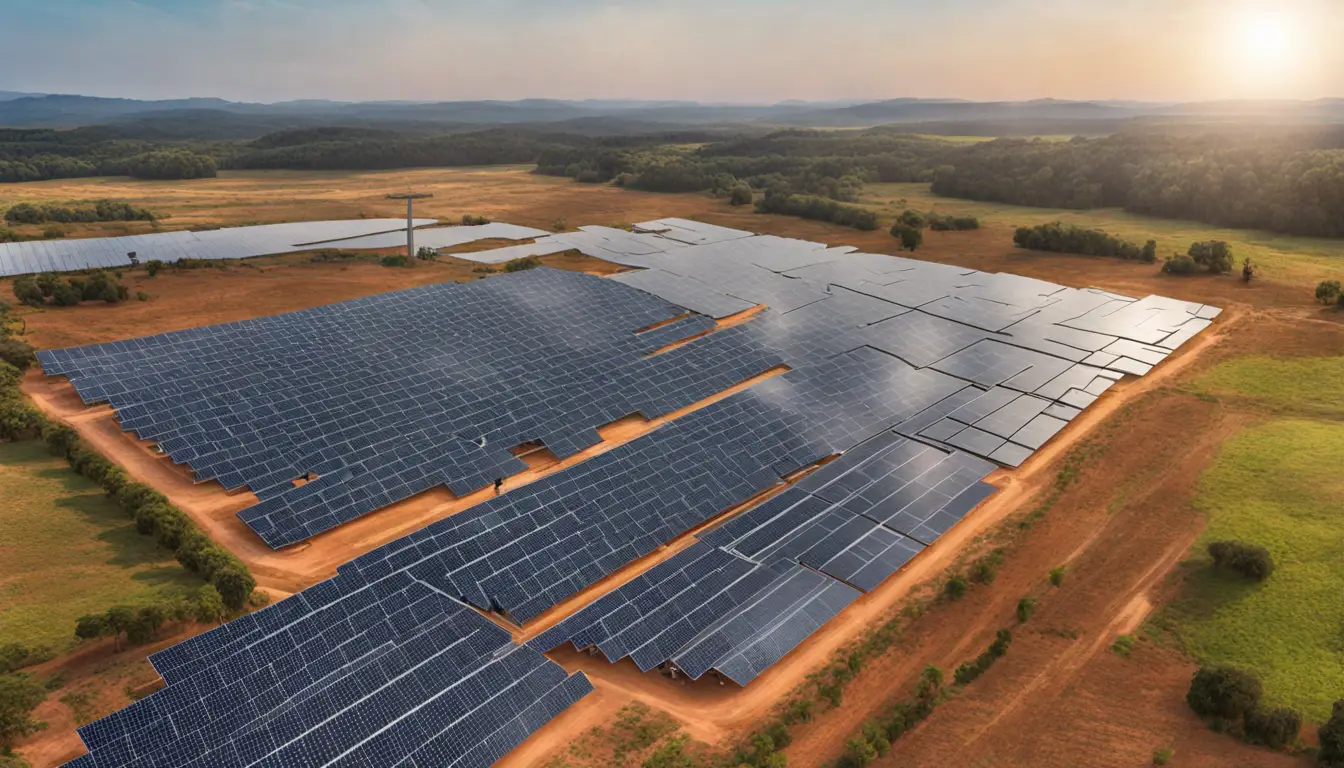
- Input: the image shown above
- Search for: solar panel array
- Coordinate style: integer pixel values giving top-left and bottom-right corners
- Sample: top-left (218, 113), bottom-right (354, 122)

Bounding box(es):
top-left (53, 217), bottom-right (1220, 766)
top-left (68, 569), bottom-right (592, 768)
top-left (0, 219), bottom-right (445, 277)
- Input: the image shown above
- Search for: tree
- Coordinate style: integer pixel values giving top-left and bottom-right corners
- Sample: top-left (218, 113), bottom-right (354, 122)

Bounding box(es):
top-left (193, 585), bottom-right (226, 624)
top-left (1142, 240), bottom-right (1158, 263)
top-left (1243, 706), bottom-right (1301, 750)
top-left (10, 279), bottom-right (43, 308)
top-left (1207, 540), bottom-right (1274, 581)
top-left (891, 224), bottom-right (923, 252)
top-left (729, 184), bottom-right (754, 206)
top-left (1188, 241), bottom-right (1233, 274)
top-left (898, 209), bottom-right (927, 228)
top-left (125, 605), bottom-right (166, 645)
top-left (1317, 280), bottom-right (1342, 305)
top-left (50, 282), bottom-right (82, 307)
top-left (0, 340), bottom-right (33, 372)
top-left (73, 614), bottom-right (107, 643)
top-left (0, 674), bottom-right (46, 753)
top-left (838, 736), bottom-right (878, 768)
top-left (103, 605), bottom-right (136, 652)
top-left (1186, 665), bottom-right (1262, 722)
top-left (212, 567), bottom-right (256, 612)
top-left (1320, 698), bottom-right (1344, 768)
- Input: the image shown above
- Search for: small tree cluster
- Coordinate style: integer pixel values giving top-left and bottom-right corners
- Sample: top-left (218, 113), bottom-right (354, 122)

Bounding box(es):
top-left (38, 424), bottom-right (257, 611)
top-left (756, 189), bottom-right (879, 231)
top-left (954, 629), bottom-right (1013, 685)
top-left (12, 270), bottom-right (128, 307)
top-left (1316, 280), bottom-right (1343, 306)
top-left (927, 213), bottom-right (980, 231)
top-left (1207, 540), bottom-right (1274, 581)
top-left (503, 255), bottom-right (542, 273)
top-left (125, 150), bottom-right (217, 181)
top-left (0, 674), bottom-right (46, 754)
top-left (1320, 698), bottom-right (1344, 768)
top-left (1013, 223), bottom-right (1154, 262)
top-left (0, 645), bottom-right (52, 676)
top-left (1186, 665), bottom-right (1305, 750)
top-left (1187, 241), bottom-right (1234, 274)
top-left (3, 199), bottom-right (157, 226)
top-left (729, 184), bottom-right (754, 206)
top-left (74, 586), bottom-right (225, 652)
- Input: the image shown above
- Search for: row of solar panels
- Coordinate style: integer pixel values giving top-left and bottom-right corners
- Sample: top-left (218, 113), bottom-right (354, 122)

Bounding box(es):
top-left (66, 570), bottom-right (592, 768)
top-left (0, 219), bottom-right (451, 277)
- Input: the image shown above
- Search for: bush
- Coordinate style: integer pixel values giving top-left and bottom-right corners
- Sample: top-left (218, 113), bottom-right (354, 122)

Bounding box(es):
top-left (729, 184), bottom-right (754, 206)
top-left (503, 255), bottom-right (542, 273)
top-left (145, 260), bottom-right (163, 277)
top-left (1016, 596), bottom-right (1037, 623)
top-left (897, 209), bottom-right (927, 228)
top-left (0, 674), bottom-right (46, 752)
top-left (1317, 280), bottom-right (1342, 305)
top-left (1013, 223), bottom-right (1146, 260)
top-left (1142, 240), bottom-right (1158, 263)
top-left (1152, 746), bottom-right (1174, 765)
top-left (1188, 240), bottom-right (1234, 274)
top-left (928, 213), bottom-right (980, 231)
top-left (1243, 706), bottom-right (1301, 750)
top-left (1111, 634), bottom-right (1137, 657)
top-left (50, 282), bottom-right (83, 306)
top-left (380, 254), bottom-right (409, 268)
top-left (1186, 665), bottom-right (1262, 722)
top-left (41, 225), bottom-right (65, 239)
top-left (1049, 565), bottom-right (1066, 587)
top-left (0, 340), bottom-right (34, 371)
top-left (136, 292), bottom-right (149, 302)
top-left (1321, 699), bottom-right (1344, 768)
top-left (1207, 540), bottom-right (1274, 581)
top-left (944, 573), bottom-right (968, 600)
top-left (891, 223), bottom-right (923, 252)
top-left (756, 189), bottom-right (879, 231)
top-left (1162, 254), bottom-right (1199, 274)
top-left (415, 246), bottom-right (436, 261)
top-left (0, 645), bottom-right (51, 676)
top-left (11, 278), bottom-right (44, 308)
top-left (460, 214), bottom-right (491, 226)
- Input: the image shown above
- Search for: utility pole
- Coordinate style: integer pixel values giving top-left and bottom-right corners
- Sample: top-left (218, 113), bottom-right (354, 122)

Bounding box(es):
top-left (387, 192), bottom-right (433, 261)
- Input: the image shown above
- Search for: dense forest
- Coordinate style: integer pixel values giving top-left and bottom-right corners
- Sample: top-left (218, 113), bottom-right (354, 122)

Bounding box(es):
top-left (931, 132), bottom-right (1344, 237)
top-left (2, 121), bottom-right (1342, 238)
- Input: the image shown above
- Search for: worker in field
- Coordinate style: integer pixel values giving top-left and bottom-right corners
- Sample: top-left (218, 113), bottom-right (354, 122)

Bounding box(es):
top-left (494, 477), bottom-right (503, 495)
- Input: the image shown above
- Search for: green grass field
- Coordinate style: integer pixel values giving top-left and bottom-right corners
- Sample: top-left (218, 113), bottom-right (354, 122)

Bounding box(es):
top-left (1164, 416), bottom-right (1344, 721)
top-left (0, 441), bottom-right (200, 653)
top-left (861, 181), bottom-right (1344, 287)
top-left (1192, 356), bottom-right (1344, 419)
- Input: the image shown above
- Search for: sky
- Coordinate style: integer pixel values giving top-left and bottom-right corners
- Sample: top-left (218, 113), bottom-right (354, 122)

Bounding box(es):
top-left (1, 0), bottom-right (1341, 103)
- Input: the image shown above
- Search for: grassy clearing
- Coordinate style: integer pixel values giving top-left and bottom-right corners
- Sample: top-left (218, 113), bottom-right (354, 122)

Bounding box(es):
top-left (0, 440), bottom-right (199, 652)
top-left (860, 181), bottom-right (1344, 287)
top-left (1163, 418), bottom-right (1344, 721)
top-left (1191, 356), bottom-right (1344, 418)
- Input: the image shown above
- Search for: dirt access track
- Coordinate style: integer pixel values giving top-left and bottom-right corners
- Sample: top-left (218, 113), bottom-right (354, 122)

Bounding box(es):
top-left (21, 284), bottom-right (1237, 768)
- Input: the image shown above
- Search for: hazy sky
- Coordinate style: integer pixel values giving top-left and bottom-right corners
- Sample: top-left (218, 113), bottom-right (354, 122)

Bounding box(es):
top-left (2, 0), bottom-right (1341, 103)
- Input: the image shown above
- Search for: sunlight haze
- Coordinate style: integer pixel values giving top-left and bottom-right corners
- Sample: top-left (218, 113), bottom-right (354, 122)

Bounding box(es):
top-left (1, 0), bottom-right (1340, 102)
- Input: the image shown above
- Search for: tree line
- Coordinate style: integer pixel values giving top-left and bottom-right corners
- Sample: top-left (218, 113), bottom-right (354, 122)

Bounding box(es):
top-left (3, 199), bottom-right (157, 225)
top-left (932, 132), bottom-right (1344, 237)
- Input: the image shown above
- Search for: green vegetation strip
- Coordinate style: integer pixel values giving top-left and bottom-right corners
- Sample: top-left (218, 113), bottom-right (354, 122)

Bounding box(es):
top-left (1193, 356), bottom-right (1344, 418)
top-left (1165, 418), bottom-right (1344, 721)
top-left (0, 441), bottom-right (200, 653)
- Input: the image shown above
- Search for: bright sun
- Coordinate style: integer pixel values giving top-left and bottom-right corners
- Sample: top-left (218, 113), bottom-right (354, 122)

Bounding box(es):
top-left (1232, 9), bottom-right (1300, 70)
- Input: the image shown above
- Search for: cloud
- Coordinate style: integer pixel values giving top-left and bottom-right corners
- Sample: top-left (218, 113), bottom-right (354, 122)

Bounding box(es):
top-left (0, 0), bottom-right (1339, 101)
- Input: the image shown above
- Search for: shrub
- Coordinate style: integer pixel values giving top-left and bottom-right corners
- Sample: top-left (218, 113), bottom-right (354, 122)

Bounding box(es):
top-left (1049, 565), bottom-right (1066, 587)
top-left (1320, 698), bottom-right (1344, 768)
top-left (503, 255), bottom-right (542, 273)
top-left (1016, 596), bottom-right (1037, 624)
top-left (897, 209), bottom-right (927, 228)
top-left (0, 645), bottom-right (50, 676)
top-left (0, 674), bottom-right (46, 752)
top-left (145, 260), bottom-right (163, 277)
top-left (1152, 746), bottom-right (1174, 765)
top-left (460, 214), bottom-right (491, 226)
top-left (41, 225), bottom-right (65, 239)
top-left (837, 736), bottom-right (878, 768)
top-left (1207, 540), bottom-right (1274, 581)
top-left (415, 246), bottom-right (436, 261)
top-left (11, 278), bottom-right (44, 308)
top-left (783, 697), bottom-right (815, 724)
top-left (969, 554), bottom-right (999, 584)
top-left (729, 184), bottom-right (754, 206)
top-left (0, 339), bottom-right (34, 371)
top-left (50, 282), bottom-right (83, 306)
top-left (35, 274), bottom-right (59, 298)
top-left (818, 682), bottom-right (843, 708)
top-left (1188, 240), bottom-right (1234, 274)
top-left (380, 254), bottom-right (409, 268)
top-left (552, 218), bottom-right (567, 232)
top-left (944, 573), bottom-right (968, 600)
top-left (1318, 280), bottom-right (1343, 305)
top-left (1111, 634), bottom-right (1137, 657)
top-left (1013, 222), bottom-right (1146, 259)
top-left (928, 213), bottom-right (980, 231)
top-left (891, 223), bottom-right (923, 252)
top-left (1186, 665), bottom-right (1262, 722)
top-left (1142, 240), bottom-right (1158, 263)
top-left (1243, 706), bottom-right (1301, 750)
top-left (136, 291), bottom-right (149, 302)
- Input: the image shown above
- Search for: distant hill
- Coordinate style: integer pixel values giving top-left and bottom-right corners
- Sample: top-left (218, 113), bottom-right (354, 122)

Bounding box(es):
top-left (0, 94), bottom-right (1340, 131)
top-left (0, 90), bottom-right (45, 102)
